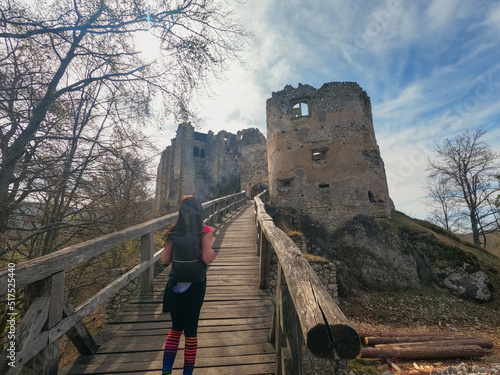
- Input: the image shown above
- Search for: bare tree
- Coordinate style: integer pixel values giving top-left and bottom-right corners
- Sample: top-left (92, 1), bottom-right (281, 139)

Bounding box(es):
top-left (424, 176), bottom-right (464, 232)
top-left (427, 129), bottom-right (500, 247)
top-left (5, 80), bottom-right (156, 259)
top-left (0, 0), bottom-right (248, 236)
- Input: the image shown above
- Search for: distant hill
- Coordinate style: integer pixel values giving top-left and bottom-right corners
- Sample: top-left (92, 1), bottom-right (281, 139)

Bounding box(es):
top-left (456, 231), bottom-right (500, 259)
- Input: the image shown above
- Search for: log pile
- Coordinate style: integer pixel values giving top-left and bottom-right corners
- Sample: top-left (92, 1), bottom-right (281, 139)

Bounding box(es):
top-left (358, 331), bottom-right (494, 360)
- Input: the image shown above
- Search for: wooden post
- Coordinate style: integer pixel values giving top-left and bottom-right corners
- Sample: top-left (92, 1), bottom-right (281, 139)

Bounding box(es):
top-left (259, 232), bottom-right (271, 289)
top-left (274, 263), bottom-right (284, 375)
top-left (208, 205), bottom-right (214, 226)
top-left (21, 272), bottom-right (65, 375)
top-left (140, 232), bottom-right (154, 294)
top-left (279, 263), bottom-right (304, 375)
top-left (44, 272), bottom-right (65, 374)
top-left (256, 222), bottom-right (261, 255)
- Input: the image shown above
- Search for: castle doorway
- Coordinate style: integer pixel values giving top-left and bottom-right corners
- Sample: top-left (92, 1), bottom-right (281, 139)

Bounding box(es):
top-left (249, 183), bottom-right (269, 199)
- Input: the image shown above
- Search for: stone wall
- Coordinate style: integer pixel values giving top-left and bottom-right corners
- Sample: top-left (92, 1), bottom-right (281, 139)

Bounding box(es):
top-left (105, 264), bottom-right (166, 322)
top-left (266, 82), bottom-right (394, 232)
top-left (269, 259), bottom-right (339, 305)
top-left (239, 128), bottom-right (269, 198)
top-left (155, 125), bottom-right (268, 213)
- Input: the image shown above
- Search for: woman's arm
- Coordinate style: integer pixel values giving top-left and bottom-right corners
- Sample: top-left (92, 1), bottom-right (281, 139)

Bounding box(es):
top-left (200, 231), bottom-right (216, 264)
top-left (162, 240), bottom-right (173, 264)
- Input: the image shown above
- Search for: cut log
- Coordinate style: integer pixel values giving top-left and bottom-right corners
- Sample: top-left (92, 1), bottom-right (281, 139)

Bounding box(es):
top-left (360, 344), bottom-right (488, 360)
top-left (375, 338), bottom-right (493, 350)
top-left (358, 331), bottom-right (467, 339)
top-left (365, 334), bottom-right (470, 345)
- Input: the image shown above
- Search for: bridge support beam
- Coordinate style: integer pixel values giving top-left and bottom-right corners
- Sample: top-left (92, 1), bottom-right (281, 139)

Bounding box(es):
top-left (140, 232), bottom-right (154, 294)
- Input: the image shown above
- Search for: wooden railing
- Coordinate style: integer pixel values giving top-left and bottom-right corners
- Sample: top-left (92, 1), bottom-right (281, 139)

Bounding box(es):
top-left (254, 191), bottom-right (360, 374)
top-left (0, 192), bottom-right (246, 375)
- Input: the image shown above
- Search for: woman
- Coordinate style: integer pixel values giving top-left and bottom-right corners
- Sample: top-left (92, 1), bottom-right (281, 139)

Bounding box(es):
top-left (161, 195), bottom-right (216, 375)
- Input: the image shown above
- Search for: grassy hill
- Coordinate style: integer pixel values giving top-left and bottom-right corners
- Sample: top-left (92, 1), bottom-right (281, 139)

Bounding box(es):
top-left (392, 211), bottom-right (500, 294)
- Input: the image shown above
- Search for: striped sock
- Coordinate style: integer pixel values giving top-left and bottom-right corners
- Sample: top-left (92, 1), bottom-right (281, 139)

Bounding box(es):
top-left (183, 336), bottom-right (198, 375)
top-left (162, 329), bottom-right (182, 374)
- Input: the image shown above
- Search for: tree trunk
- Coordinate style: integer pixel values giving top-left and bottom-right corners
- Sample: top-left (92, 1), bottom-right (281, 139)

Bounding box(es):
top-left (470, 212), bottom-right (481, 246)
top-left (360, 345), bottom-right (488, 360)
top-left (358, 331), bottom-right (467, 339)
top-left (373, 338), bottom-right (493, 350)
top-left (365, 334), bottom-right (469, 345)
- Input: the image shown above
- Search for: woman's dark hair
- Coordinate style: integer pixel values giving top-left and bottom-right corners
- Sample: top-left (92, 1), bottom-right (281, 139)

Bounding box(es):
top-left (168, 195), bottom-right (204, 237)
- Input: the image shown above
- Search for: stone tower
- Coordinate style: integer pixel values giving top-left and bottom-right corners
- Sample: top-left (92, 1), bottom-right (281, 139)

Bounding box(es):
top-left (266, 82), bottom-right (393, 231)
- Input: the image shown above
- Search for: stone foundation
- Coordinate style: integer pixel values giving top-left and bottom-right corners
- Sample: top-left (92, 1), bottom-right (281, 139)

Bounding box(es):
top-left (269, 253), bottom-right (347, 374)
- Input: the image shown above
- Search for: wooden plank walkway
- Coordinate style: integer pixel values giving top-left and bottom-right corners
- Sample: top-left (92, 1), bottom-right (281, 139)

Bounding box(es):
top-left (61, 203), bottom-right (275, 375)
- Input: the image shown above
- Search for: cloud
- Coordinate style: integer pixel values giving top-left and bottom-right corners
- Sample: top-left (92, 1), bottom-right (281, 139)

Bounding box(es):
top-left (482, 2), bottom-right (500, 31)
top-left (149, 0), bottom-right (500, 221)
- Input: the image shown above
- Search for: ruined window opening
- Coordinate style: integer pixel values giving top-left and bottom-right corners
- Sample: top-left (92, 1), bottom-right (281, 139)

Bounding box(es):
top-left (278, 178), bottom-right (294, 188)
top-left (311, 148), bottom-right (328, 162)
top-left (193, 146), bottom-right (200, 157)
top-left (292, 100), bottom-right (309, 118)
top-left (319, 183), bottom-right (330, 189)
top-left (368, 190), bottom-right (379, 203)
top-left (200, 149), bottom-right (205, 158)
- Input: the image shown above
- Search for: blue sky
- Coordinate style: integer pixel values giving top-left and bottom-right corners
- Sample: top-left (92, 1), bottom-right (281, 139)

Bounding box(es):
top-left (154, 0), bottom-right (500, 220)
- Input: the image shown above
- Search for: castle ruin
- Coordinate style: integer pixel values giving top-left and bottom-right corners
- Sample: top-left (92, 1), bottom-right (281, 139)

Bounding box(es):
top-left (155, 123), bottom-right (268, 213)
top-left (266, 82), bottom-right (394, 231)
top-left (153, 83), bottom-right (492, 302)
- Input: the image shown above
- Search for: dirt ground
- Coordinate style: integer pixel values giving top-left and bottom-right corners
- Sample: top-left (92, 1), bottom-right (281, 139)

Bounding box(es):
top-left (339, 288), bottom-right (500, 374)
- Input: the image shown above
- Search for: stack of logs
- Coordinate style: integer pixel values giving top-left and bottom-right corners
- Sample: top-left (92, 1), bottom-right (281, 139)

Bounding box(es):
top-left (358, 331), bottom-right (494, 360)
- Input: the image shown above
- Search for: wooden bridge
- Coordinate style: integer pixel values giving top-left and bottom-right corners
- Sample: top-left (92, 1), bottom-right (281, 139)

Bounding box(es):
top-left (0, 192), bottom-right (359, 375)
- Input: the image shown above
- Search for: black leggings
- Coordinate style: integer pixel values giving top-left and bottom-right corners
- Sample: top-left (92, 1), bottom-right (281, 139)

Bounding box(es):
top-left (168, 282), bottom-right (206, 337)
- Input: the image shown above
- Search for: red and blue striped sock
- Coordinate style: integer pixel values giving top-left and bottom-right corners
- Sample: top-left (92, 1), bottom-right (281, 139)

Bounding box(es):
top-left (162, 329), bottom-right (182, 375)
top-left (183, 336), bottom-right (197, 375)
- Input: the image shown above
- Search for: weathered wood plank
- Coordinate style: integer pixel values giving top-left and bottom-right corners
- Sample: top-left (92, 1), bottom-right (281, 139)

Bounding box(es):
top-left (140, 232), bottom-right (155, 294)
top-left (96, 331), bottom-right (272, 353)
top-left (110, 308), bottom-right (272, 323)
top-left (111, 323), bottom-right (273, 337)
top-left (64, 302), bottom-right (99, 356)
top-left (64, 353), bottom-right (275, 374)
top-left (108, 316), bottom-right (272, 331)
top-left (0, 297), bottom-right (48, 374)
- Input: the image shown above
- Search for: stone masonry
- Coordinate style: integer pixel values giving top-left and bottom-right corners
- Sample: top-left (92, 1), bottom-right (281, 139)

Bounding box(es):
top-left (155, 124), bottom-right (268, 213)
top-left (266, 82), bottom-right (394, 232)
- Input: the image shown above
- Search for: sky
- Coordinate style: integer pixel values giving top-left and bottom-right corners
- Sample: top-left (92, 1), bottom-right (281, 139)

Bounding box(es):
top-left (150, 0), bottom-right (500, 220)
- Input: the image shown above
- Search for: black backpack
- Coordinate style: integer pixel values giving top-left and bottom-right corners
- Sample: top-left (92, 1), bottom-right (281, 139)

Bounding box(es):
top-left (168, 231), bottom-right (206, 283)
